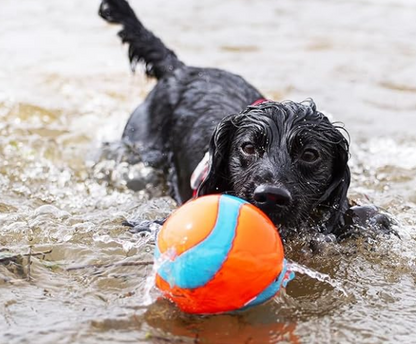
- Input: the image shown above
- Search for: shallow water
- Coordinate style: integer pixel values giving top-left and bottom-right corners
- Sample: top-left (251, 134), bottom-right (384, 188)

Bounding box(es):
top-left (1, 0), bottom-right (416, 343)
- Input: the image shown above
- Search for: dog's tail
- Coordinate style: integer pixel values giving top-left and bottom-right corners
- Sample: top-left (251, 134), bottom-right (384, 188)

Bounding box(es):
top-left (99, 0), bottom-right (184, 79)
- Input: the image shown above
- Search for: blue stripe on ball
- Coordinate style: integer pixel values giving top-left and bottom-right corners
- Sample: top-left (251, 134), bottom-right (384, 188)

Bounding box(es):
top-left (241, 259), bottom-right (294, 309)
top-left (156, 195), bottom-right (247, 289)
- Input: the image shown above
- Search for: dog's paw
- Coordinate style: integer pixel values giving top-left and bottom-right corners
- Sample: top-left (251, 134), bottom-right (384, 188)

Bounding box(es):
top-left (122, 219), bottom-right (164, 238)
top-left (342, 205), bottom-right (399, 239)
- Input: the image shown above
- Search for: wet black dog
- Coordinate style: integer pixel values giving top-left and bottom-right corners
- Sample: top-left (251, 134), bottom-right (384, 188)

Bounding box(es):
top-left (99, 0), bottom-right (392, 239)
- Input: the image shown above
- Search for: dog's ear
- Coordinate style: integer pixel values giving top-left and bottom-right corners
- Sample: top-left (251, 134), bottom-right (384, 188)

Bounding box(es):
top-left (315, 131), bottom-right (351, 232)
top-left (196, 115), bottom-right (236, 196)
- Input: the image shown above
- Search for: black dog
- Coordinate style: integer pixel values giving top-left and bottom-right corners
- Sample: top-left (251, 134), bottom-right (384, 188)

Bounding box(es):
top-left (99, 0), bottom-right (392, 240)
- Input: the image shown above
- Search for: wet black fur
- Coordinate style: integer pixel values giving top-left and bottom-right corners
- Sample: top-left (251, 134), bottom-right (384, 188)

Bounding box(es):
top-left (198, 101), bottom-right (351, 236)
top-left (99, 0), bottom-right (393, 239)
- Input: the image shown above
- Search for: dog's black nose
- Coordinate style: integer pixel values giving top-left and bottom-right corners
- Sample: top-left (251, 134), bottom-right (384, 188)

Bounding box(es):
top-left (253, 185), bottom-right (292, 209)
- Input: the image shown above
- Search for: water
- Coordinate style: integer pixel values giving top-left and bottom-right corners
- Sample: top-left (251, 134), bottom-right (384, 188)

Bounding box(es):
top-left (286, 260), bottom-right (348, 297)
top-left (1, 0), bottom-right (416, 343)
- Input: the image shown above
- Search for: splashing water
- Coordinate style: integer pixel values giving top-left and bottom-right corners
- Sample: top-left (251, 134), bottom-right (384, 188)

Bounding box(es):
top-left (140, 243), bottom-right (176, 306)
top-left (286, 260), bottom-right (348, 296)
top-left (141, 260), bottom-right (159, 306)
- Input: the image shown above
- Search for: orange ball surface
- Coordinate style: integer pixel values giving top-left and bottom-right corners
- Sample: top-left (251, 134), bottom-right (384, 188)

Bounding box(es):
top-left (154, 194), bottom-right (285, 314)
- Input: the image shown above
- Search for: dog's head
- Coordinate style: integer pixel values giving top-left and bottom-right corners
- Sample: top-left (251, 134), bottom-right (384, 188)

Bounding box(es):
top-left (197, 100), bottom-right (350, 236)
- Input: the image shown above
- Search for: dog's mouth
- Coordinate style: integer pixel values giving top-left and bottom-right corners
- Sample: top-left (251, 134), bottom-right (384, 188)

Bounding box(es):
top-left (249, 201), bottom-right (306, 239)
top-left (261, 210), bottom-right (292, 228)
top-left (262, 211), bottom-right (306, 241)
top-left (231, 193), bottom-right (293, 227)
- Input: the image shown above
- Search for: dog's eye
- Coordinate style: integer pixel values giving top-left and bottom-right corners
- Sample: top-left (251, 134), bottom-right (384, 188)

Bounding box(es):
top-left (241, 143), bottom-right (256, 155)
top-left (300, 148), bottom-right (320, 163)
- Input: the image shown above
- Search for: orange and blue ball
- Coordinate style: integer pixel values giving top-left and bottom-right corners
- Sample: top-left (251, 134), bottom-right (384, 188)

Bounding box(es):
top-left (154, 194), bottom-right (293, 314)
